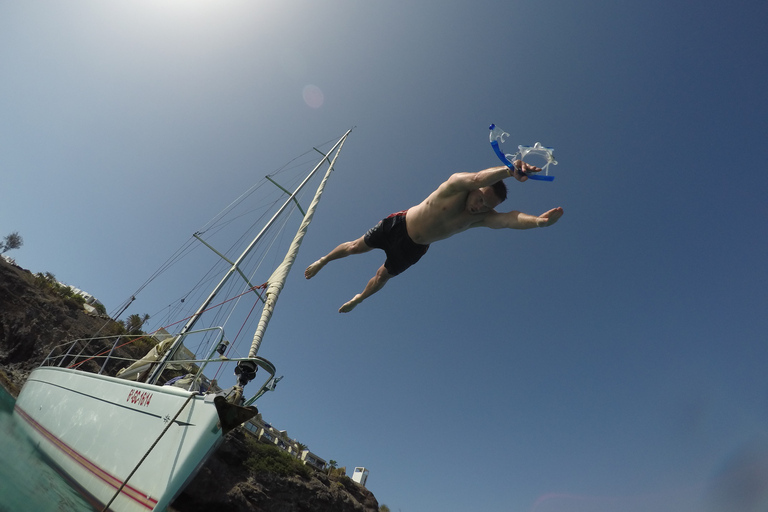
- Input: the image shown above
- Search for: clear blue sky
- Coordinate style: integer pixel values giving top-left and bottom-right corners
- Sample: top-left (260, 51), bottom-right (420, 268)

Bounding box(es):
top-left (2, 2), bottom-right (767, 511)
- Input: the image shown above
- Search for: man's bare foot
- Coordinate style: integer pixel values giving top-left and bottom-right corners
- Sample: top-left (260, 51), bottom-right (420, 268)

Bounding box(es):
top-left (304, 259), bottom-right (325, 279)
top-left (339, 295), bottom-right (362, 313)
top-left (536, 207), bottom-right (564, 227)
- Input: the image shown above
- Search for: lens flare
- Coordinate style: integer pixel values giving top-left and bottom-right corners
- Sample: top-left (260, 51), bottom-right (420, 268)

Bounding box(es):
top-left (302, 84), bottom-right (324, 109)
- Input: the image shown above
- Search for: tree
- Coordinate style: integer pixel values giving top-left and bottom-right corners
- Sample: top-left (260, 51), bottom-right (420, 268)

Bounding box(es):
top-left (123, 313), bottom-right (150, 335)
top-left (379, 506), bottom-right (391, 512)
top-left (1, 232), bottom-right (23, 254)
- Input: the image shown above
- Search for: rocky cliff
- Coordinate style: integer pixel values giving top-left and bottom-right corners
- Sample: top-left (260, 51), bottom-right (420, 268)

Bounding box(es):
top-left (0, 258), bottom-right (378, 512)
top-left (171, 430), bottom-right (379, 512)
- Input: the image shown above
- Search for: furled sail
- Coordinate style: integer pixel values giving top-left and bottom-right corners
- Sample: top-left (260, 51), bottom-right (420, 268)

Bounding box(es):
top-left (249, 130), bottom-right (350, 358)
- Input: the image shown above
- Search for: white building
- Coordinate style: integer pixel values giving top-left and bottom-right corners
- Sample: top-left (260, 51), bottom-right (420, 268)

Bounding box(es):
top-left (352, 467), bottom-right (369, 487)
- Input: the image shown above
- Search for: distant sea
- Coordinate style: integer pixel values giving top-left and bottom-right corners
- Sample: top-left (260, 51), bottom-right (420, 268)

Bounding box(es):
top-left (0, 386), bottom-right (94, 512)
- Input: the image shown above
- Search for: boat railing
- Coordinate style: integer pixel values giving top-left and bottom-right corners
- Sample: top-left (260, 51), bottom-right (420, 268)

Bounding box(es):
top-left (40, 334), bottom-right (149, 372)
top-left (39, 329), bottom-right (277, 402)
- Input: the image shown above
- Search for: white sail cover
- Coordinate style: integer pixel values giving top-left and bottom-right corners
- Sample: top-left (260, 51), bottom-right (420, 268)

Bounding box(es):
top-left (249, 133), bottom-right (349, 357)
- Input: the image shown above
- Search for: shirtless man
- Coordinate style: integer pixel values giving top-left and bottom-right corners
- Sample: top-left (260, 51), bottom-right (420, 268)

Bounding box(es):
top-left (305, 161), bottom-right (564, 312)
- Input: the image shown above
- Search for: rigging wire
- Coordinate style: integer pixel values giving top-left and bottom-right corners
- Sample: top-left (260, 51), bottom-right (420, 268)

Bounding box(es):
top-left (97, 134), bottom-right (339, 385)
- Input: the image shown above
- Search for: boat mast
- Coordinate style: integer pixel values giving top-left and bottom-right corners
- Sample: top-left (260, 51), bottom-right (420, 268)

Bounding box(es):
top-left (146, 129), bottom-right (351, 385)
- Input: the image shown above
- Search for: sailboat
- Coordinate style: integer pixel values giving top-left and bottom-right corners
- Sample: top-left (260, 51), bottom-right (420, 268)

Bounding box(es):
top-left (13, 129), bottom-right (352, 512)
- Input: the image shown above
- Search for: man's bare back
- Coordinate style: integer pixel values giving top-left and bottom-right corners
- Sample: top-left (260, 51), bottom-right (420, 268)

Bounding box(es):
top-left (305, 162), bottom-right (563, 312)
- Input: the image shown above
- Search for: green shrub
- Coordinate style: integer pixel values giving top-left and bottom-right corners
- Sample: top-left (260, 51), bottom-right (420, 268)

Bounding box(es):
top-left (33, 272), bottom-right (85, 305)
top-left (243, 438), bottom-right (311, 479)
top-left (34, 272), bottom-right (59, 291)
top-left (63, 296), bottom-right (84, 310)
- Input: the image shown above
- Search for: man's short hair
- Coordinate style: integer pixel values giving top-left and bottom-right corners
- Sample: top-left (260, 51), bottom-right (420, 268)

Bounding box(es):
top-left (491, 180), bottom-right (508, 202)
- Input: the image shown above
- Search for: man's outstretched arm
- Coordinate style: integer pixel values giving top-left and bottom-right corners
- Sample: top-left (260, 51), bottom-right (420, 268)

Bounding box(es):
top-left (481, 207), bottom-right (564, 230)
top-left (442, 161), bottom-right (540, 194)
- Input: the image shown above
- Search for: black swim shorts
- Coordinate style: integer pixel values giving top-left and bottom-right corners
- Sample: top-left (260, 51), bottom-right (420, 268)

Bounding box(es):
top-left (363, 210), bottom-right (429, 276)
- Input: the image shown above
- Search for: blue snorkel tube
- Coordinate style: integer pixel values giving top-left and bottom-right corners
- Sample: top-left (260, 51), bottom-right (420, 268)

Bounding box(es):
top-left (489, 124), bottom-right (556, 181)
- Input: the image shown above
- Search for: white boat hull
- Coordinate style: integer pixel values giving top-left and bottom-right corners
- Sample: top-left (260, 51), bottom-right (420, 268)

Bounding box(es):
top-left (14, 367), bottom-right (224, 512)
